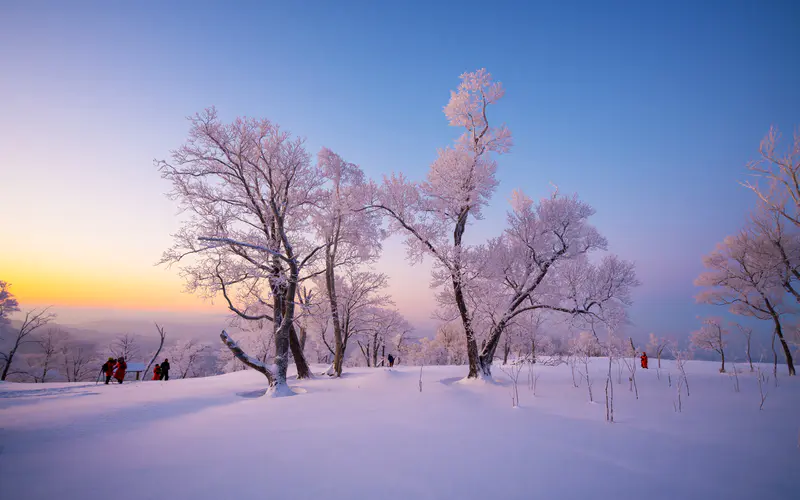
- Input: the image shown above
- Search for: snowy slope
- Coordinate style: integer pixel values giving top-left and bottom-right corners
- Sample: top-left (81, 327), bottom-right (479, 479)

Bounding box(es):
top-left (0, 360), bottom-right (797, 500)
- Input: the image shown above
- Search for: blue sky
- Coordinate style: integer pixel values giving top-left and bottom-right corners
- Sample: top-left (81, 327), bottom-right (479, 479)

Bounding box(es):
top-left (1, 0), bottom-right (799, 342)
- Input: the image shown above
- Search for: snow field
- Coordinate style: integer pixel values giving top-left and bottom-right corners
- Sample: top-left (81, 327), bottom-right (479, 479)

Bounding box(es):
top-left (0, 359), bottom-right (797, 500)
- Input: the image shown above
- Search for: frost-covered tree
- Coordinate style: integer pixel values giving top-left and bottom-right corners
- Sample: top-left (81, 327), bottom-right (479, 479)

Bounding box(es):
top-left (743, 127), bottom-right (800, 229)
top-left (467, 191), bottom-right (638, 376)
top-left (695, 225), bottom-right (796, 375)
top-left (746, 207), bottom-right (800, 304)
top-left (317, 270), bottom-right (391, 370)
top-left (418, 322), bottom-right (467, 366)
top-left (691, 317), bottom-right (729, 372)
top-left (368, 69), bottom-right (511, 378)
top-left (314, 148), bottom-right (384, 376)
top-left (0, 281), bottom-right (20, 325)
top-left (166, 339), bottom-right (211, 379)
top-left (1, 308), bottom-right (54, 381)
top-left (159, 108), bottom-right (324, 394)
top-left (356, 307), bottom-right (412, 367)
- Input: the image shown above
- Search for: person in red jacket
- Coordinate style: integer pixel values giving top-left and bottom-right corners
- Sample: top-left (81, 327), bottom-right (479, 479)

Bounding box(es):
top-left (102, 357), bottom-right (116, 385)
top-left (114, 357), bottom-right (127, 384)
top-left (152, 364), bottom-right (161, 381)
top-left (640, 352), bottom-right (649, 369)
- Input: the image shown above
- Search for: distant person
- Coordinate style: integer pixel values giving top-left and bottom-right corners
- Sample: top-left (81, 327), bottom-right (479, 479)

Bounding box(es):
top-left (387, 354), bottom-right (395, 368)
top-left (160, 358), bottom-right (170, 381)
top-left (153, 364), bottom-right (162, 381)
top-left (114, 357), bottom-right (127, 384)
top-left (102, 357), bottom-right (116, 385)
top-left (640, 352), bottom-right (648, 369)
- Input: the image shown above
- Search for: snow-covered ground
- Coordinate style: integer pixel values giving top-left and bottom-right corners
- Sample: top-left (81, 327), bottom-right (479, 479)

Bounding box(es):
top-left (1, 359), bottom-right (797, 500)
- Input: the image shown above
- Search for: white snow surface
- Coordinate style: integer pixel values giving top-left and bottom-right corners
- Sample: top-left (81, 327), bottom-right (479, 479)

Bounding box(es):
top-left (1, 359), bottom-right (798, 500)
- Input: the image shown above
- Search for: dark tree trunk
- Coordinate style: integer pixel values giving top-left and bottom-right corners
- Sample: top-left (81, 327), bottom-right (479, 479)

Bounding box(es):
top-left (451, 207), bottom-right (482, 379)
top-left (765, 299), bottom-right (796, 375)
top-left (325, 249), bottom-right (345, 377)
top-left (0, 350), bottom-right (15, 381)
top-left (289, 325), bottom-right (311, 379)
top-left (453, 272), bottom-right (479, 378)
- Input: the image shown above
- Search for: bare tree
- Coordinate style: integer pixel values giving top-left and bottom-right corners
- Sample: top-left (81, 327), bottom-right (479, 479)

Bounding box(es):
top-left (646, 333), bottom-right (669, 369)
top-left (144, 323), bottom-right (167, 378)
top-left (109, 334), bottom-right (141, 362)
top-left (569, 332), bottom-right (598, 402)
top-left (669, 342), bottom-right (691, 398)
top-left (499, 358), bottom-right (525, 408)
top-left (733, 323), bottom-right (755, 372)
top-left (756, 365), bottom-right (770, 410)
top-left (30, 328), bottom-right (68, 382)
top-left (605, 353), bottom-right (615, 422)
top-left (730, 362), bottom-right (741, 393)
top-left (62, 344), bottom-right (98, 382)
top-left (622, 337), bottom-right (639, 399)
top-left (1, 308), bottom-right (55, 380)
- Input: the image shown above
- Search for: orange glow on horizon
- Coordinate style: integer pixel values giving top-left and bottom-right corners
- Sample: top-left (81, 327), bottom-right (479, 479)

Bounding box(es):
top-left (4, 262), bottom-right (221, 313)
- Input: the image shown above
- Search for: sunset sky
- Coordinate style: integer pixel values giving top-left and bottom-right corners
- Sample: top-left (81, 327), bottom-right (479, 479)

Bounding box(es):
top-left (2, 1), bottom-right (799, 336)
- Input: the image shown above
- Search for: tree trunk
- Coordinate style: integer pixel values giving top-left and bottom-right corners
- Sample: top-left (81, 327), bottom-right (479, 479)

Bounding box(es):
top-left (269, 256), bottom-right (296, 391)
top-left (776, 331), bottom-right (795, 376)
top-left (478, 317), bottom-right (514, 377)
top-left (720, 348), bottom-right (725, 373)
top-left (451, 206), bottom-right (482, 379)
top-left (772, 332), bottom-right (778, 378)
top-left (289, 325), bottom-right (311, 379)
top-left (325, 250), bottom-right (345, 377)
top-left (1, 349), bottom-right (15, 381)
top-left (766, 300), bottom-right (796, 375)
top-left (503, 343), bottom-right (510, 365)
top-left (453, 271), bottom-right (480, 378)
top-left (371, 333), bottom-right (380, 368)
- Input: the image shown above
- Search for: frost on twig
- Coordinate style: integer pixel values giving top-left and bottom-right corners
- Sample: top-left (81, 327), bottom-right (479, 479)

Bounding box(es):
top-left (756, 366), bottom-right (769, 410)
top-left (499, 358), bottom-right (525, 408)
top-left (730, 362), bottom-right (740, 393)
